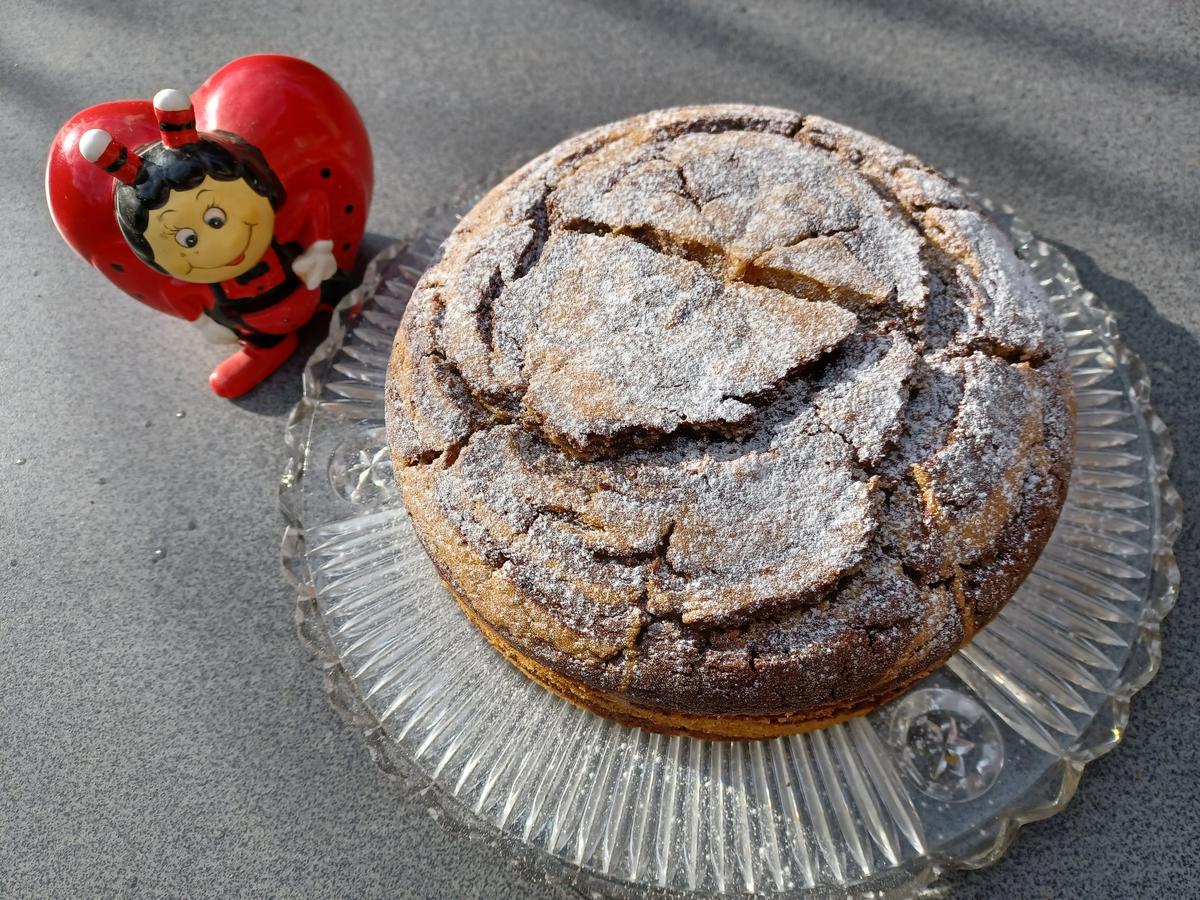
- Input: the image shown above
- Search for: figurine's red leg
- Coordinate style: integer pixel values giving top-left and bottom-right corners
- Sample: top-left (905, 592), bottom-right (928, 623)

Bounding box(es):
top-left (208, 332), bottom-right (299, 398)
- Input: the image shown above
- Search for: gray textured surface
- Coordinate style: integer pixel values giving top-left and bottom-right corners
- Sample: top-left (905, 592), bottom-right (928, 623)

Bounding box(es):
top-left (1, 1), bottom-right (1196, 897)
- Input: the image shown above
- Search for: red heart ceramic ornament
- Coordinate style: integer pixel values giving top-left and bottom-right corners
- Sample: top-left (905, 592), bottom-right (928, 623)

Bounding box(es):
top-left (45, 54), bottom-right (373, 396)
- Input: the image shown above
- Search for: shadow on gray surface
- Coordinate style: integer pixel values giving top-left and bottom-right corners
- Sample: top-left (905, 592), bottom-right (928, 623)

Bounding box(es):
top-left (0, 40), bottom-right (78, 134)
top-left (577, 0), bottom-right (1197, 248)
top-left (1054, 240), bottom-right (1197, 520)
top-left (813, 0), bottom-right (1200, 97)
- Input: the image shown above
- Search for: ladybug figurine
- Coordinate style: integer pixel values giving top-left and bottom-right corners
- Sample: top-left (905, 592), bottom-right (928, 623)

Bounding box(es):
top-left (46, 55), bottom-right (373, 397)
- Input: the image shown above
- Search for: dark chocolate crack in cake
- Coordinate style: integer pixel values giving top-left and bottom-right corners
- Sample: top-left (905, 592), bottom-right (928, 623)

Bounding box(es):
top-left (385, 105), bottom-right (1074, 740)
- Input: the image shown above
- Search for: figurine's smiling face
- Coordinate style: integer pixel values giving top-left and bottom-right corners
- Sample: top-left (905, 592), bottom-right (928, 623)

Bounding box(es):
top-left (144, 175), bottom-right (274, 283)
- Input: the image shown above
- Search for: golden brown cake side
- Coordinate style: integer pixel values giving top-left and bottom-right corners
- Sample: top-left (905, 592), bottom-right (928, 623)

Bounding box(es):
top-left (385, 105), bottom-right (1075, 739)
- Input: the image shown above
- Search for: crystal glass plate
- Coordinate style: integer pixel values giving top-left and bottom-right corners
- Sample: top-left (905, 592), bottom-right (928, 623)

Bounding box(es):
top-left (280, 182), bottom-right (1181, 898)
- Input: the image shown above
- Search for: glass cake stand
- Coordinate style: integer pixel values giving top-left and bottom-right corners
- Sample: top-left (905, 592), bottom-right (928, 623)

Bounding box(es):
top-left (280, 181), bottom-right (1181, 898)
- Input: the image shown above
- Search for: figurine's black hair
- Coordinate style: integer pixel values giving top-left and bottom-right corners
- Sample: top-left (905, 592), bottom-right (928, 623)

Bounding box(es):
top-left (114, 132), bottom-right (284, 270)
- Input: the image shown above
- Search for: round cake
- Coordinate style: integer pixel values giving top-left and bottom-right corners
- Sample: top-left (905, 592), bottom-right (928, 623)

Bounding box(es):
top-left (385, 105), bottom-right (1074, 740)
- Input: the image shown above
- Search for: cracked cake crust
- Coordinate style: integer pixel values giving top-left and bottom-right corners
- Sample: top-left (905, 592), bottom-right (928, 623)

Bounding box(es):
top-left (385, 105), bottom-right (1075, 740)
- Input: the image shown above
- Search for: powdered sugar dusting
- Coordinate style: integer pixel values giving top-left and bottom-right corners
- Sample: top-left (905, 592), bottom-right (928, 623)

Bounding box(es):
top-left (433, 407), bottom-right (874, 629)
top-left (551, 130), bottom-right (860, 260)
top-left (753, 236), bottom-right (890, 306)
top-left (500, 230), bottom-right (857, 451)
top-left (814, 331), bottom-right (918, 465)
top-left (923, 207), bottom-right (1052, 358)
top-left (650, 408), bottom-right (873, 625)
top-left (386, 104), bottom-right (1075, 718)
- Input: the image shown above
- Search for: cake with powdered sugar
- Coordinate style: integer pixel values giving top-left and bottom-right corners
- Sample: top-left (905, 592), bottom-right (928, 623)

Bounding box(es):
top-left (385, 105), bottom-right (1074, 739)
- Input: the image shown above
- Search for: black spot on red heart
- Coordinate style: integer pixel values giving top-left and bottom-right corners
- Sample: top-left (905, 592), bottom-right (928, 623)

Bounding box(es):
top-left (342, 242), bottom-right (350, 251)
top-left (320, 167), bottom-right (331, 178)
top-left (344, 204), bottom-right (354, 214)
top-left (111, 262), bottom-right (124, 272)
